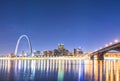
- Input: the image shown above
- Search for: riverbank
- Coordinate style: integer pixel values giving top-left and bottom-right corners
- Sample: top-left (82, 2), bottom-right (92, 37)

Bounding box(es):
top-left (0, 57), bottom-right (120, 60)
top-left (0, 56), bottom-right (85, 60)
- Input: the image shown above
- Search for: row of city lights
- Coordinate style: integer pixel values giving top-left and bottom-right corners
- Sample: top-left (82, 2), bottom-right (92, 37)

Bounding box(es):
top-left (94, 39), bottom-right (119, 52)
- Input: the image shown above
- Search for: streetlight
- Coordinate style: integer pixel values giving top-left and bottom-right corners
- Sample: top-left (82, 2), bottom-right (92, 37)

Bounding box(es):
top-left (109, 42), bottom-right (113, 45)
top-left (105, 44), bottom-right (108, 47)
top-left (114, 39), bottom-right (119, 43)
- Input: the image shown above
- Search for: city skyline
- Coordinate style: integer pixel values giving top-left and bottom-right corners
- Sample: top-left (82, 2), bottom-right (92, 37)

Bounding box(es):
top-left (0, 0), bottom-right (120, 54)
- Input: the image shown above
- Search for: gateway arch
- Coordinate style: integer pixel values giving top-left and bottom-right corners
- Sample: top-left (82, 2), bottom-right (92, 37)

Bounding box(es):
top-left (14, 35), bottom-right (32, 55)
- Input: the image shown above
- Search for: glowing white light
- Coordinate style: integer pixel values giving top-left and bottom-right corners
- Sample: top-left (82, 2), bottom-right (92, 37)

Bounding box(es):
top-left (109, 42), bottom-right (113, 45)
top-left (105, 44), bottom-right (108, 47)
top-left (114, 39), bottom-right (119, 43)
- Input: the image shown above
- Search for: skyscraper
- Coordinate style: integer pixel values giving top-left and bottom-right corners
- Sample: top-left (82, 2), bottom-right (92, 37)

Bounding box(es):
top-left (58, 43), bottom-right (64, 50)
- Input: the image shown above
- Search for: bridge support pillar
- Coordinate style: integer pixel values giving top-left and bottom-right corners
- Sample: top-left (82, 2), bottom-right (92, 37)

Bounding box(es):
top-left (90, 54), bottom-right (104, 60)
top-left (90, 56), bottom-right (94, 60)
top-left (97, 54), bottom-right (104, 60)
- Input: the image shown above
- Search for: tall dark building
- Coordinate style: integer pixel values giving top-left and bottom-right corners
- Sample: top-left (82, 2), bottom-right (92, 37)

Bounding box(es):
top-left (74, 48), bottom-right (77, 56)
top-left (42, 44), bottom-right (71, 56)
top-left (58, 43), bottom-right (64, 50)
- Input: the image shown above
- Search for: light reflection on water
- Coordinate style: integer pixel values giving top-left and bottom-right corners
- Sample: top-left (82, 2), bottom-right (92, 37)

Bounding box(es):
top-left (0, 59), bottom-right (120, 81)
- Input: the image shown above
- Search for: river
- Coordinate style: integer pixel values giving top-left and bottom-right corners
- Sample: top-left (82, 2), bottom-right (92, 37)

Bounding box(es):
top-left (0, 59), bottom-right (119, 81)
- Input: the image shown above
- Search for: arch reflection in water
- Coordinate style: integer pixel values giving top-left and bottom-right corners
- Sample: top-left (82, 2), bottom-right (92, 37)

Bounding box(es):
top-left (0, 60), bottom-right (119, 81)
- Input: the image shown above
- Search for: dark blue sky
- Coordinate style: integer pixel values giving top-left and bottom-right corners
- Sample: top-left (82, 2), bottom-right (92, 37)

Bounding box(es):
top-left (0, 0), bottom-right (120, 54)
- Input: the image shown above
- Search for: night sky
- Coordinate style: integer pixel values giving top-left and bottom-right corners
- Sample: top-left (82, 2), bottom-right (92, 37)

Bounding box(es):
top-left (0, 0), bottom-right (120, 54)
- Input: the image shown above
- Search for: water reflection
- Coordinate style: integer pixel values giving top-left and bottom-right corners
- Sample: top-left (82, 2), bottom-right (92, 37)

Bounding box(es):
top-left (0, 59), bottom-right (120, 81)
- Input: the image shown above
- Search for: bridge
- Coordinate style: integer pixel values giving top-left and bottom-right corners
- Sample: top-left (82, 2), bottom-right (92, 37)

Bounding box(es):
top-left (90, 41), bottom-right (120, 60)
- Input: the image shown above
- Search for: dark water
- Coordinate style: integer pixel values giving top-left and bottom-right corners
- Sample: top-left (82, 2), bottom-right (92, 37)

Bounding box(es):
top-left (0, 59), bottom-right (120, 81)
